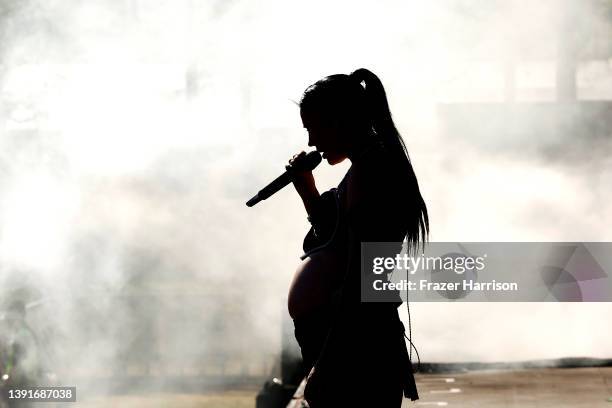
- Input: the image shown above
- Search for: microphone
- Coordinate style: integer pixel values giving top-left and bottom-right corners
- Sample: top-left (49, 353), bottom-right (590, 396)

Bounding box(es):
top-left (246, 151), bottom-right (322, 207)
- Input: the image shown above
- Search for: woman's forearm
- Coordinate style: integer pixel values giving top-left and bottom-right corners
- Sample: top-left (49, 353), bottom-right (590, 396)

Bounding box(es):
top-left (297, 185), bottom-right (321, 217)
top-left (287, 152), bottom-right (322, 216)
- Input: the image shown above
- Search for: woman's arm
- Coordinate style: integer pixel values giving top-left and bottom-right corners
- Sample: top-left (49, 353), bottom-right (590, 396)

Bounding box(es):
top-left (287, 151), bottom-right (321, 217)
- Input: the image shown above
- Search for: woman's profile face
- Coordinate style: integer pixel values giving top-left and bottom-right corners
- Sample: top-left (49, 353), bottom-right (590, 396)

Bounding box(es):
top-left (300, 109), bottom-right (348, 165)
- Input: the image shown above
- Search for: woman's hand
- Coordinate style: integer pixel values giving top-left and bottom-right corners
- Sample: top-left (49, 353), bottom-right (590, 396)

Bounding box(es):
top-left (287, 151), bottom-right (320, 214)
top-left (287, 151), bottom-right (317, 197)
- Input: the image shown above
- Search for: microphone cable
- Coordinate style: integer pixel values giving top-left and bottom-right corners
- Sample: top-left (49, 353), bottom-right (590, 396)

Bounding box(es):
top-left (405, 295), bottom-right (421, 373)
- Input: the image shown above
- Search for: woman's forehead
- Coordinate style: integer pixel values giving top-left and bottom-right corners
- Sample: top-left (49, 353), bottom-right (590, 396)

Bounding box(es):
top-left (300, 108), bottom-right (330, 127)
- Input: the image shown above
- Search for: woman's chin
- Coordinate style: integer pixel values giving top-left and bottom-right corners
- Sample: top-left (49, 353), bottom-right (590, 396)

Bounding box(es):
top-left (324, 153), bottom-right (347, 165)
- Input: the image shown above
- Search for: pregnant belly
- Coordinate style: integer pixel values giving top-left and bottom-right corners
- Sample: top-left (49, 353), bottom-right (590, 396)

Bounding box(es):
top-left (288, 249), bottom-right (345, 319)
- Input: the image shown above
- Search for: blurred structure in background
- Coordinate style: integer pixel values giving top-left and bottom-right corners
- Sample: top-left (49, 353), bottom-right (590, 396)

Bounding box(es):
top-left (439, 0), bottom-right (612, 165)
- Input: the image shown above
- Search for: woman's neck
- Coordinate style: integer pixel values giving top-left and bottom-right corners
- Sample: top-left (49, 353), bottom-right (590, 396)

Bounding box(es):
top-left (347, 134), bottom-right (382, 162)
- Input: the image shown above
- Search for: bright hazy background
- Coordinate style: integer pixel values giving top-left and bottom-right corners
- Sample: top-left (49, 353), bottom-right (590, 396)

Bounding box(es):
top-left (0, 0), bottom-right (611, 395)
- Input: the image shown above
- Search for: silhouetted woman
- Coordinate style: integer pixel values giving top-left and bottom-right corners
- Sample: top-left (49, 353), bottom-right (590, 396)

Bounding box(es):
top-left (286, 68), bottom-right (429, 407)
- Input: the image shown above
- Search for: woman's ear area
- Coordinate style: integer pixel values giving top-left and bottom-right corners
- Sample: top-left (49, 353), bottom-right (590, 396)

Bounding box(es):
top-left (329, 117), bottom-right (342, 131)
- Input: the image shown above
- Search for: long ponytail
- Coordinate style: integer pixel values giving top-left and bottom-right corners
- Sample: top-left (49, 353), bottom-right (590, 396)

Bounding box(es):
top-left (349, 68), bottom-right (429, 252)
